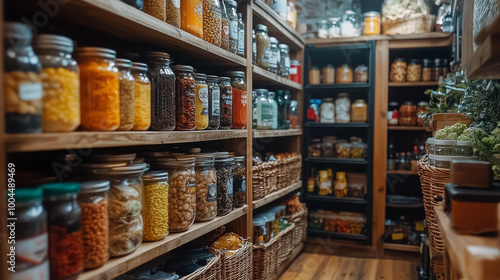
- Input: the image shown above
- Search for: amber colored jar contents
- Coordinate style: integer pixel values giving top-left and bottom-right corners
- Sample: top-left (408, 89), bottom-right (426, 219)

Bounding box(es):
top-left (194, 73), bottom-right (209, 130)
top-left (399, 101), bottom-right (417, 126)
top-left (422, 59), bottom-right (432, 82)
top-left (131, 63), bottom-right (151, 131)
top-left (351, 99), bottom-right (367, 122)
top-left (309, 66), bottom-right (321, 85)
top-left (166, 0), bottom-right (181, 27)
top-left (336, 64), bottom-right (353, 83)
top-left (116, 59), bottom-right (135, 131)
top-left (322, 65), bottom-right (335, 84)
top-left (203, 0), bottom-right (222, 46)
top-left (173, 65), bottom-right (196, 131)
top-left (417, 101), bottom-right (428, 126)
top-left (363, 11), bottom-right (380, 35)
top-left (143, 0), bottom-right (166, 21)
top-left (225, 71), bottom-right (247, 129)
top-left (181, 0), bottom-right (203, 38)
top-left (354, 65), bottom-right (368, 82)
top-left (390, 58), bottom-right (406, 82)
top-left (256, 24), bottom-right (271, 70)
top-left (407, 59), bottom-right (421, 82)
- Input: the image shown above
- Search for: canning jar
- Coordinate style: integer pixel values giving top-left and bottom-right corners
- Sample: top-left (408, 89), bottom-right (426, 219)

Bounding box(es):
top-left (4, 22), bottom-right (42, 134)
top-left (143, 0), bottom-right (166, 21)
top-left (142, 171), bottom-right (169, 241)
top-left (255, 89), bottom-right (272, 129)
top-left (203, 0), bottom-right (222, 46)
top-left (434, 139), bottom-right (456, 156)
top-left (14, 188), bottom-right (49, 278)
top-left (252, 30), bottom-right (257, 64)
top-left (336, 64), bottom-right (353, 83)
top-left (181, 0), bottom-right (203, 38)
top-left (290, 59), bottom-right (301, 83)
top-left (194, 73), bottom-right (209, 130)
top-left (207, 75), bottom-right (221, 130)
top-left (194, 154), bottom-right (217, 221)
top-left (219, 77), bottom-right (233, 129)
top-left (456, 141), bottom-right (474, 156)
top-left (131, 62), bottom-right (151, 131)
top-left (427, 137), bottom-right (435, 155)
top-left (76, 47), bottom-right (120, 131)
top-left (317, 20), bottom-right (329, 39)
top-left (78, 181), bottom-right (110, 269)
top-left (320, 98), bottom-right (335, 123)
top-left (34, 34), bottom-right (80, 132)
top-left (279, 44), bottom-right (290, 77)
top-left (143, 52), bottom-right (176, 131)
top-left (121, 0), bottom-right (144, 10)
top-left (341, 10), bottom-right (361, 37)
top-left (399, 101), bottom-right (417, 126)
top-left (417, 101), bottom-right (428, 126)
top-left (225, 71), bottom-right (247, 129)
top-left (287, 0), bottom-right (297, 29)
top-left (289, 100), bottom-right (298, 128)
top-left (269, 37), bottom-right (280, 73)
top-left (237, 13), bottom-right (245, 56)
top-left (390, 58), bottom-right (407, 82)
top-left (268, 91), bottom-right (278, 129)
top-left (115, 59), bottom-right (135, 131)
top-left (225, 0), bottom-right (238, 53)
top-left (308, 138), bottom-right (322, 157)
top-left (215, 152), bottom-right (234, 216)
top-left (328, 17), bottom-right (341, 38)
top-left (166, 0), bottom-right (181, 27)
top-left (422, 59), bottom-right (432, 82)
top-left (334, 172), bottom-right (347, 197)
top-left (221, 2), bottom-right (230, 50)
top-left (351, 99), bottom-right (367, 122)
top-left (363, 11), bottom-right (380, 35)
top-left (256, 24), bottom-right (271, 69)
top-left (354, 65), bottom-right (368, 82)
top-left (277, 90), bottom-right (291, 129)
top-left (172, 65), bottom-right (196, 131)
top-left (337, 142), bottom-right (351, 158)
top-left (351, 142), bottom-right (366, 159)
top-left (407, 59), bottom-right (421, 82)
top-left (433, 58), bottom-right (443, 81)
top-left (40, 183), bottom-right (84, 280)
top-left (271, 0), bottom-right (287, 20)
top-left (309, 66), bottom-right (321, 85)
top-left (335, 93), bottom-right (351, 123)
top-left (233, 156), bottom-right (246, 208)
top-left (253, 217), bottom-right (265, 245)
top-left (322, 64), bottom-right (335, 84)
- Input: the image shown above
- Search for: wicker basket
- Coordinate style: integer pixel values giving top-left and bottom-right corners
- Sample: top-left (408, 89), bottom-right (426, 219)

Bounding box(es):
top-left (180, 251), bottom-right (222, 280)
top-left (252, 164), bottom-right (266, 200)
top-left (382, 14), bottom-right (436, 35)
top-left (253, 155), bottom-right (302, 200)
top-left (284, 204), bottom-right (308, 246)
top-left (213, 241), bottom-right (253, 280)
top-left (277, 223), bottom-right (296, 264)
top-left (263, 161), bottom-right (278, 195)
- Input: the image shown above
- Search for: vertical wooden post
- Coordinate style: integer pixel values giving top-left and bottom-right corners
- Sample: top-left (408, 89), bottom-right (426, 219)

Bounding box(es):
top-left (245, 0), bottom-right (254, 239)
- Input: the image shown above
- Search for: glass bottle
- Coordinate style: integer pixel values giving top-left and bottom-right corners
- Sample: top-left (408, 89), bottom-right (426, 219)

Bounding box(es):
top-left (289, 100), bottom-right (298, 129)
top-left (172, 65), bottom-right (196, 131)
top-left (268, 91), bottom-right (278, 129)
top-left (207, 75), bottom-right (221, 130)
top-left (256, 24), bottom-right (270, 69)
top-left (180, 0), bottom-right (203, 38)
top-left (255, 89), bottom-right (272, 130)
top-left (115, 58), bottom-right (135, 131)
top-left (224, 71), bottom-right (247, 129)
top-left (433, 58), bottom-right (443, 81)
top-left (271, 0), bottom-right (287, 20)
top-left (283, 90), bottom-right (291, 128)
top-left (224, 0), bottom-right (238, 54)
top-left (233, 156), bottom-right (246, 208)
top-left (194, 73), bottom-right (209, 130)
top-left (203, 0), bottom-right (222, 46)
top-left (131, 62), bottom-right (151, 131)
top-left (334, 172), bottom-right (347, 197)
top-left (387, 138), bottom-right (396, 170)
top-left (269, 37), bottom-right (280, 73)
top-left (219, 77), bottom-right (233, 129)
top-left (237, 13), bottom-right (245, 56)
top-left (320, 98), bottom-right (335, 123)
top-left (252, 90), bottom-right (258, 129)
top-left (278, 44), bottom-right (290, 77)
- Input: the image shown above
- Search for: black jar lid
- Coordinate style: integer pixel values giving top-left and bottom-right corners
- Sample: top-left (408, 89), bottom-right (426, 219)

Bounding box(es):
top-left (434, 58), bottom-right (442, 67)
top-left (224, 71), bottom-right (245, 78)
top-left (408, 59), bottom-right (420, 65)
top-left (143, 51), bottom-right (170, 60)
top-left (172, 65), bottom-right (194, 72)
top-left (422, 59), bottom-right (433, 67)
top-left (403, 101), bottom-right (415, 105)
top-left (393, 58), bottom-right (406, 63)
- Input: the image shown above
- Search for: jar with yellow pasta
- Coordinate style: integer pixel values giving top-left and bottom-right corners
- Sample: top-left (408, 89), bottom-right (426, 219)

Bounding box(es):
top-left (142, 171), bottom-right (169, 241)
top-left (116, 59), bottom-right (135, 131)
top-left (76, 47), bottom-right (120, 131)
top-left (131, 62), bottom-right (151, 131)
top-left (33, 34), bottom-right (80, 132)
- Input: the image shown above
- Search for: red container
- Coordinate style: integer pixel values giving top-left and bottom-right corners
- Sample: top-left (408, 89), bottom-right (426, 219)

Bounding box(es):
top-left (290, 60), bottom-right (301, 84)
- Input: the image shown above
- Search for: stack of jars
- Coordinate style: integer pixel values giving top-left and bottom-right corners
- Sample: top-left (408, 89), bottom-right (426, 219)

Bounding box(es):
top-left (390, 57), bottom-right (450, 83)
top-left (253, 88), bottom-right (297, 130)
top-left (309, 63), bottom-right (368, 85)
top-left (254, 24), bottom-right (292, 78)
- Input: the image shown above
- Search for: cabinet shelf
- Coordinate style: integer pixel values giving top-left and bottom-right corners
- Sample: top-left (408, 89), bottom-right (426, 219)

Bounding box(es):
top-left (307, 229), bottom-right (368, 241)
top-left (253, 181), bottom-right (302, 209)
top-left (388, 126), bottom-right (427, 131)
top-left (388, 82), bottom-right (439, 87)
top-left (305, 83), bottom-right (370, 90)
top-left (305, 122), bottom-right (369, 128)
top-left (305, 158), bottom-right (368, 165)
top-left (253, 128), bottom-right (302, 139)
top-left (383, 243), bottom-right (420, 253)
top-left (252, 66), bottom-right (302, 91)
top-left (306, 195), bottom-right (367, 205)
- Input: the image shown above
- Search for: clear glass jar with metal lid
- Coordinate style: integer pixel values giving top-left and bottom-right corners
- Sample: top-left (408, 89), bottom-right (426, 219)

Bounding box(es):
top-left (320, 98), bottom-right (335, 123)
top-left (224, 71), bottom-right (247, 129)
top-left (390, 58), bottom-right (407, 82)
top-left (363, 11), bottom-right (380, 35)
top-left (219, 77), bottom-right (233, 129)
top-left (422, 59), bottom-right (433, 82)
top-left (207, 75), bottom-right (221, 130)
top-left (143, 51), bottom-right (176, 131)
top-left (115, 59), bottom-right (135, 131)
top-left (4, 22), bottom-right (42, 134)
top-left (278, 44), bottom-right (290, 77)
top-left (328, 17), bottom-right (341, 38)
top-left (268, 37), bottom-right (280, 73)
top-left (341, 10), bottom-right (361, 37)
top-left (256, 24), bottom-right (270, 69)
top-left (78, 181), bottom-right (110, 269)
top-left (456, 141), bottom-right (474, 156)
top-left (76, 47), bottom-right (120, 131)
top-left (317, 20), bottom-right (329, 38)
top-left (335, 93), bottom-right (351, 123)
top-left (142, 171), bottom-right (169, 241)
top-left (255, 89), bottom-right (272, 129)
top-left (224, 0), bottom-right (238, 53)
top-left (434, 139), bottom-right (456, 156)
top-left (33, 34), bottom-right (80, 132)
top-left (40, 182), bottom-right (84, 280)
top-left (194, 154), bottom-right (217, 221)
top-left (194, 73), bottom-right (209, 130)
top-left (215, 152), bottom-right (234, 216)
top-left (233, 156), bottom-right (246, 208)
top-left (407, 59), bottom-right (421, 82)
top-left (172, 65), bottom-right (196, 131)
top-left (203, 0), bottom-right (222, 46)
top-left (131, 62), bottom-right (151, 131)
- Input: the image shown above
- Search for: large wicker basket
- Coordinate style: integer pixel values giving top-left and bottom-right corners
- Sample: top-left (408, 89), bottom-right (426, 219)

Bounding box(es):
top-left (284, 204), bottom-right (308, 246)
top-left (213, 240), bottom-right (253, 280)
top-left (382, 14), bottom-right (436, 35)
top-left (180, 251), bottom-right (222, 280)
top-left (252, 154), bottom-right (302, 200)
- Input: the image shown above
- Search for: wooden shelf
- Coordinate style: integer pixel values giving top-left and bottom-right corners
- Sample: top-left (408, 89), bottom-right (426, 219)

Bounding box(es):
top-left (305, 158), bottom-right (368, 165)
top-left (252, 128), bottom-right (302, 138)
top-left (306, 195), bottom-right (367, 206)
top-left (388, 82), bottom-right (439, 87)
top-left (5, 130), bottom-right (248, 152)
top-left (304, 122), bottom-right (369, 128)
top-left (305, 83), bottom-right (370, 90)
top-left (252, 0), bottom-right (304, 50)
top-left (78, 206), bottom-right (248, 280)
top-left (253, 181), bottom-right (302, 209)
top-left (388, 126), bottom-right (426, 131)
top-left (305, 32), bottom-right (452, 46)
top-left (252, 66), bottom-right (303, 91)
top-left (307, 229), bottom-right (368, 241)
top-left (386, 170), bottom-right (418, 175)
top-left (383, 243), bottom-right (420, 253)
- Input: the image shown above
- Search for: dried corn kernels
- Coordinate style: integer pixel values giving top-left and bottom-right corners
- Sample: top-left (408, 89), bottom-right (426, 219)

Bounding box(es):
top-left (142, 181), bottom-right (169, 241)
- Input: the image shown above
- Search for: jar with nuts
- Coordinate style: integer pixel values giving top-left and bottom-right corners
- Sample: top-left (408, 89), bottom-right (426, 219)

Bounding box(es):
top-left (4, 22), bottom-right (43, 133)
top-left (203, 0), bottom-right (222, 46)
top-left (142, 171), bottom-right (169, 241)
top-left (390, 58), bottom-right (406, 82)
top-left (407, 59), bottom-right (421, 82)
top-left (215, 152), bottom-right (234, 216)
top-left (172, 65), bottom-right (196, 131)
top-left (115, 59), bottom-right (135, 131)
top-left (233, 156), bottom-right (246, 208)
top-left (194, 154), bottom-right (217, 222)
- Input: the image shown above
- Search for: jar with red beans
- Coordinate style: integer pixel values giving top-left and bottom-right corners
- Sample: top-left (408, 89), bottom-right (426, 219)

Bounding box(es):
top-left (172, 65), bottom-right (196, 131)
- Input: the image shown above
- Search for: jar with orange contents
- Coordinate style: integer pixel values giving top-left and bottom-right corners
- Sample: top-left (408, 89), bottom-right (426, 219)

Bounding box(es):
top-left (363, 11), bottom-right (380, 35)
top-left (224, 71), bottom-right (247, 129)
top-left (181, 0), bottom-right (203, 38)
top-left (76, 47), bottom-right (120, 131)
top-left (131, 62), bottom-right (151, 131)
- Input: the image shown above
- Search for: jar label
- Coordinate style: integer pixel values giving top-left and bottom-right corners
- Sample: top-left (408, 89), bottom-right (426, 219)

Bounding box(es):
top-left (186, 181), bottom-right (196, 188)
top-left (227, 177), bottom-right (233, 196)
top-left (289, 67), bottom-right (297, 75)
top-left (237, 30), bottom-right (245, 53)
top-left (194, 2), bottom-right (203, 23)
top-left (172, 0), bottom-right (180, 8)
top-left (11, 260), bottom-right (49, 280)
top-left (269, 50), bottom-right (278, 68)
top-left (16, 233), bottom-right (48, 265)
top-left (261, 104), bottom-right (272, 123)
top-left (285, 57), bottom-right (290, 68)
top-left (207, 183), bottom-right (217, 202)
top-left (223, 25), bottom-right (230, 35)
top-left (229, 21), bottom-right (238, 40)
top-left (262, 48), bottom-right (270, 63)
top-left (198, 87), bottom-right (209, 114)
top-left (222, 94), bottom-right (232, 105)
top-left (212, 89), bottom-right (220, 116)
top-left (19, 83), bottom-right (42, 100)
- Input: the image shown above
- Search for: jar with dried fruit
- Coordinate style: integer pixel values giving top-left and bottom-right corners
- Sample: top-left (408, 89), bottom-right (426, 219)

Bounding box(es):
top-left (172, 65), bottom-right (196, 131)
top-left (181, 0), bottom-right (203, 38)
top-left (207, 75), bottom-right (221, 130)
top-left (131, 62), bottom-right (151, 131)
top-left (143, 0), bottom-right (166, 21)
top-left (215, 152), bottom-right (234, 216)
top-left (224, 71), bottom-right (247, 129)
top-left (194, 73), bottom-right (209, 130)
top-left (142, 171), bottom-right (170, 241)
top-left (203, 0), bottom-right (222, 46)
top-left (399, 101), bottom-right (417, 126)
top-left (390, 58), bottom-right (406, 82)
top-left (336, 64), bottom-right (353, 83)
top-left (115, 59), bottom-right (135, 131)
top-left (219, 77), bottom-right (233, 129)
top-left (233, 156), bottom-right (246, 208)
top-left (354, 64), bottom-right (368, 83)
top-left (195, 154), bottom-right (217, 221)
top-left (407, 59), bottom-right (421, 82)
top-left (166, 0), bottom-right (181, 27)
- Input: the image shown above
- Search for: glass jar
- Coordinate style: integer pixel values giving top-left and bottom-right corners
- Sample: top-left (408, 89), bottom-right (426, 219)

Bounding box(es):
top-left (354, 64), bottom-right (368, 83)
top-left (407, 59), bottom-right (421, 82)
top-left (320, 98), bottom-right (335, 123)
top-left (4, 23), bottom-right (42, 134)
top-left (334, 172), bottom-right (348, 197)
top-left (131, 62), bottom-right (151, 131)
top-left (363, 11), bottom-right (380, 35)
top-left (256, 24), bottom-right (270, 69)
top-left (76, 47), bottom-right (120, 131)
top-left (277, 90), bottom-right (291, 129)
top-left (237, 13), bottom-right (245, 56)
top-left (144, 0), bottom-right (166, 21)
top-left (348, 184), bottom-right (364, 198)
top-left (15, 188), bottom-right (49, 278)
top-left (194, 73), bottom-right (209, 130)
top-left (34, 34), bottom-right (80, 132)
top-left (115, 59), bottom-right (135, 131)
top-left (268, 91), bottom-right (278, 129)
top-left (289, 100), bottom-right (298, 128)
top-left (255, 89), bottom-right (272, 129)
top-left (433, 155), bottom-right (478, 169)
top-left (456, 141), bottom-right (474, 156)
top-left (309, 66), bottom-right (321, 85)
top-left (269, 37), bottom-right (280, 73)
top-left (351, 142), bottom-right (366, 159)
top-left (40, 183), bottom-right (83, 280)
top-left (337, 142), bottom-right (351, 158)
top-left (336, 64), bottom-right (353, 83)
top-left (142, 171), bottom-right (169, 241)
top-left (290, 59), bottom-right (301, 83)
top-left (388, 101), bottom-right (399, 126)
top-left (278, 44), bottom-right (290, 77)
top-left (166, 0), bottom-right (181, 27)
top-left (253, 217), bottom-right (265, 245)
top-left (287, 0), bottom-right (297, 29)
top-left (180, 0), bottom-right (203, 38)
top-left (308, 138), bottom-right (322, 157)
top-left (335, 93), bottom-right (351, 123)
top-left (224, 71), bottom-right (247, 129)
top-left (252, 30), bottom-right (257, 64)
top-left (417, 101), bottom-right (428, 126)
top-left (203, 0), bottom-right (222, 46)
top-left (205, 75), bottom-right (221, 130)
top-left (341, 10), bottom-right (361, 37)
top-left (351, 99), bottom-right (367, 122)
top-left (328, 17), bottom-right (341, 38)
top-left (434, 139), bottom-right (456, 156)
top-left (224, 0), bottom-right (238, 53)
top-left (194, 154), bottom-right (217, 221)
top-left (322, 64), bottom-right (335, 84)
top-left (172, 65), bottom-right (196, 131)
top-left (221, 2), bottom-right (230, 50)
top-left (271, 0), bottom-right (287, 20)
top-left (121, 0), bottom-right (144, 10)
top-left (399, 101), bottom-right (417, 126)
top-left (233, 156), bottom-right (246, 208)
top-left (433, 58), bottom-right (443, 81)
top-left (422, 59), bottom-right (432, 82)
top-left (219, 77), bottom-right (233, 129)
top-left (390, 58), bottom-right (407, 82)
top-left (215, 152), bottom-right (234, 216)
top-left (427, 137), bottom-right (435, 156)
top-left (143, 52), bottom-right (176, 131)
top-left (317, 20), bottom-right (328, 39)
top-left (78, 181), bottom-right (110, 269)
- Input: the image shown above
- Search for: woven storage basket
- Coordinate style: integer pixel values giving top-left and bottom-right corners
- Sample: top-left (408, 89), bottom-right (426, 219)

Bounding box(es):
top-left (213, 241), bottom-right (253, 280)
top-left (252, 164), bottom-right (265, 200)
top-left (284, 204), bottom-right (308, 246)
top-left (277, 223), bottom-right (296, 264)
top-left (382, 14), bottom-right (436, 35)
top-left (180, 251), bottom-right (222, 280)
top-left (263, 161), bottom-right (278, 195)
top-left (290, 154), bottom-right (302, 185)
top-left (276, 157), bottom-right (288, 190)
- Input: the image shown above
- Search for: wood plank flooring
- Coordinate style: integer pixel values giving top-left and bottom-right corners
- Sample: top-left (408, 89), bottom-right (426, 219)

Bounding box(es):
top-left (279, 253), bottom-right (419, 280)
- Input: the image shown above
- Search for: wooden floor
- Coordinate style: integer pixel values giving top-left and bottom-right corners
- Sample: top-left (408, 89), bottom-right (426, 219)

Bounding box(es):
top-left (279, 253), bottom-right (419, 280)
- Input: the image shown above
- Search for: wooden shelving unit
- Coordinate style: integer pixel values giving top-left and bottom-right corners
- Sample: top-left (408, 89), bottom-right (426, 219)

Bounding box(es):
top-left (383, 243), bottom-right (420, 253)
top-left (307, 229), bottom-right (368, 241)
top-left (252, 66), bottom-right (302, 91)
top-left (252, 128), bottom-right (302, 139)
top-left (305, 158), bottom-right (369, 165)
top-left (305, 122), bottom-right (369, 128)
top-left (386, 170), bottom-right (418, 175)
top-left (252, 181), bottom-right (302, 209)
top-left (387, 126), bottom-right (427, 131)
top-left (388, 82), bottom-right (440, 87)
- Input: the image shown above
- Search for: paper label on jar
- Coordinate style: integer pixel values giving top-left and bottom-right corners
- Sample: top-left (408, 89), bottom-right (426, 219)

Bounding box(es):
top-left (285, 57), bottom-right (290, 68)
top-left (289, 67), bottom-right (297, 75)
top-left (16, 233), bottom-right (48, 265)
top-left (212, 89), bottom-right (220, 116)
top-left (198, 87), bottom-right (209, 116)
top-left (269, 51), bottom-right (278, 68)
top-left (172, 0), bottom-right (180, 8)
top-left (227, 177), bottom-right (233, 196)
top-left (12, 260), bottom-right (49, 280)
top-left (194, 2), bottom-right (203, 23)
top-left (229, 21), bottom-right (238, 40)
top-left (207, 183), bottom-right (217, 202)
top-left (186, 181), bottom-right (196, 188)
top-left (237, 30), bottom-right (245, 53)
top-left (19, 83), bottom-right (42, 101)
top-left (262, 48), bottom-right (270, 63)
top-left (223, 25), bottom-right (230, 35)
top-left (222, 94), bottom-right (232, 105)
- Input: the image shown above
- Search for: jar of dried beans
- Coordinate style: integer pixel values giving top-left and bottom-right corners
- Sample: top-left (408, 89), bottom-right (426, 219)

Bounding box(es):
top-left (224, 71), bottom-right (247, 129)
top-left (143, 52), bottom-right (176, 131)
top-left (131, 62), bottom-right (151, 131)
top-left (77, 181), bottom-right (110, 269)
top-left (194, 73), bottom-right (209, 130)
top-left (115, 59), bottom-right (135, 131)
top-left (233, 156), bottom-right (246, 208)
top-left (34, 34), bottom-right (80, 132)
top-left (203, 0), bottom-right (222, 46)
top-left (76, 47), bottom-right (120, 131)
top-left (219, 76), bottom-right (233, 129)
top-left (172, 65), bottom-right (196, 130)
top-left (194, 154), bottom-right (217, 221)
top-left (166, 0), bottom-right (181, 27)
top-left (215, 152), bottom-right (234, 216)
top-left (207, 75), bottom-right (221, 130)
top-left (390, 58), bottom-right (406, 82)
top-left (142, 171), bottom-right (170, 241)
top-left (407, 59), bottom-right (421, 82)
top-left (181, 0), bottom-right (203, 38)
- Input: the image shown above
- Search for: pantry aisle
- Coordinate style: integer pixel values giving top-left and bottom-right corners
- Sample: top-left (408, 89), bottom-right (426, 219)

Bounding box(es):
top-left (278, 253), bottom-right (419, 280)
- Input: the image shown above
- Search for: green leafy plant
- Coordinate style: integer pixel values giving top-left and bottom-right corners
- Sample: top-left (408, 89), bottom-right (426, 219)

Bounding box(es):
top-left (458, 79), bottom-right (500, 132)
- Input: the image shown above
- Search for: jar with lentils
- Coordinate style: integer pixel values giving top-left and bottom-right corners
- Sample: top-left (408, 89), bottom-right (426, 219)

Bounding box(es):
top-left (219, 76), bottom-right (233, 129)
top-left (215, 152), bottom-right (234, 216)
top-left (195, 154), bottom-right (217, 221)
top-left (172, 65), bottom-right (196, 130)
top-left (194, 73), bottom-right (209, 130)
top-left (115, 59), bottom-right (135, 131)
top-left (207, 75), bottom-right (221, 130)
top-left (233, 156), bottom-right (246, 208)
top-left (203, 0), bottom-right (222, 46)
top-left (131, 62), bottom-right (151, 131)
top-left (142, 171), bottom-right (169, 241)
top-left (166, 0), bottom-right (181, 27)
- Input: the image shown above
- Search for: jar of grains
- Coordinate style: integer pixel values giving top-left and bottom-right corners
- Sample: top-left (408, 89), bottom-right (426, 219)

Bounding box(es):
top-left (422, 59), bottom-right (432, 82)
top-left (143, 52), bottom-right (176, 131)
top-left (322, 64), bottom-right (335, 84)
top-left (77, 181), bottom-right (110, 269)
top-left (221, 1), bottom-right (230, 50)
top-left (143, 0), bottom-right (166, 21)
top-left (335, 93), bottom-right (351, 123)
top-left (215, 152), bottom-right (234, 216)
top-left (256, 24), bottom-right (271, 69)
top-left (219, 77), bottom-right (233, 129)
top-left (233, 156), bottom-right (246, 208)
top-left (115, 59), bottom-right (135, 131)
top-left (172, 65), bottom-right (196, 131)
top-left (224, 71), bottom-right (247, 129)
top-left (194, 154), bottom-right (217, 221)
top-left (76, 47), bottom-right (120, 131)
top-left (224, 0), bottom-right (238, 53)
top-left (33, 34), bottom-right (80, 132)
top-left (279, 44), bottom-right (290, 77)
top-left (207, 75), bottom-right (221, 130)
top-left (390, 58), bottom-right (407, 82)
top-left (309, 66), bottom-right (321, 85)
top-left (354, 64), bottom-right (368, 82)
top-left (142, 171), bottom-right (170, 241)
top-left (166, 0), bottom-right (181, 27)
top-left (203, 0), bottom-right (222, 46)
top-left (131, 62), bottom-right (151, 131)
top-left (181, 0), bottom-right (203, 38)
top-left (194, 73), bottom-right (209, 130)
top-left (269, 37), bottom-right (280, 73)
top-left (407, 59), bottom-right (421, 82)
top-left (399, 101), bottom-right (417, 126)
top-left (4, 23), bottom-right (43, 133)
top-left (336, 64), bottom-right (353, 83)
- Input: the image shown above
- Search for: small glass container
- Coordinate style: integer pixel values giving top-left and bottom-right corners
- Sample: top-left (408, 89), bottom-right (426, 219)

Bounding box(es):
top-left (131, 62), bottom-right (151, 131)
top-left (221, 2), bottom-right (230, 50)
top-left (321, 136), bottom-right (337, 157)
top-left (399, 101), bottom-right (417, 126)
top-left (427, 137), bottom-right (435, 155)
top-left (335, 93), bottom-right (351, 123)
top-left (115, 59), bottom-right (135, 131)
top-left (336, 64), bottom-right (353, 83)
top-left (334, 172), bottom-right (348, 197)
top-left (253, 217), bottom-right (265, 245)
top-left (390, 58), bottom-right (407, 83)
top-left (225, 0), bottom-right (238, 53)
top-left (172, 65), bottom-right (196, 131)
top-left (351, 99), bottom-right (367, 122)
top-left (341, 10), bottom-right (361, 37)
top-left (434, 139), bottom-right (456, 156)
top-left (215, 152), bottom-right (234, 216)
top-left (203, 0), bottom-right (222, 46)
top-left (180, 0), bottom-right (203, 38)
top-left (388, 101), bottom-right (399, 126)
top-left (142, 171), bottom-right (170, 241)
top-left (289, 100), bottom-right (298, 128)
top-left (233, 156), bottom-right (246, 208)
top-left (219, 77), bottom-right (233, 129)
top-left (407, 59), bottom-right (422, 82)
top-left (328, 17), bottom-right (341, 38)
top-left (422, 59), bottom-right (433, 82)
top-left (166, 0), bottom-right (181, 27)
top-left (144, 0), bottom-right (166, 21)
top-left (279, 44), bottom-right (290, 77)
top-left (194, 73), bottom-right (209, 130)
top-left (308, 138), bottom-right (322, 157)
top-left (348, 184), bottom-right (365, 198)
top-left (417, 101), bottom-right (428, 126)
top-left (224, 71), bottom-right (247, 129)
top-left (309, 66), bottom-right (321, 85)
top-left (268, 37), bottom-right (280, 73)
top-left (237, 13), bottom-right (245, 56)
top-left (256, 24), bottom-right (270, 69)
top-left (255, 89), bottom-right (272, 129)
top-left (456, 141), bottom-right (474, 156)
top-left (320, 98), bottom-right (335, 123)
top-left (194, 154), bottom-right (217, 222)
top-left (351, 142), bottom-right (366, 159)
top-left (322, 64), bottom-right (335, 84)
top-left (207, 75), bottom-right (221, 130)
top-left (318, 20), bottom-right (329, 38)
top-left (354, 65), bottom-right (368, 83)
top-left (337, 142), bottom-right (352, 158)
top-left (433, 58), bottom-right (444, 81)
top-left (363, 11), bottom-right (380, 35)
top-left (290, 59), bottom-right (301, 83)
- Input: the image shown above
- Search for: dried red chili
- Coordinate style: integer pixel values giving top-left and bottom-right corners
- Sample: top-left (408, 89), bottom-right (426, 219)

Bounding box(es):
top-left (49, 226), bottom-right (84, 279)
